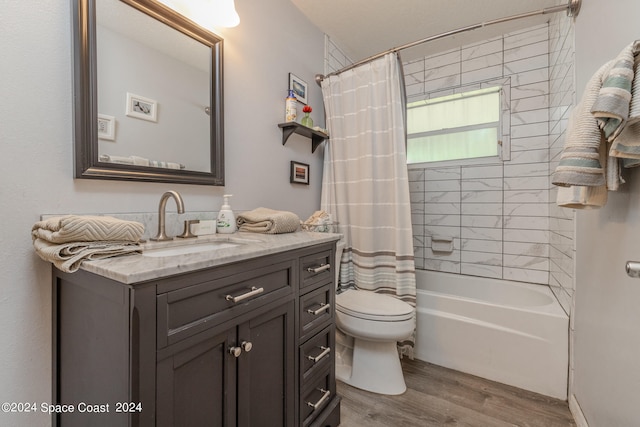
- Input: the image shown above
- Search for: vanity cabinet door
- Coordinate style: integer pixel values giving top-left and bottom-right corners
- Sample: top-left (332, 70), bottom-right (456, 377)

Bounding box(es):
top-left (156, 329), bottom-right (237, 427)
top-left (237, 300), bottom-right (295, 427)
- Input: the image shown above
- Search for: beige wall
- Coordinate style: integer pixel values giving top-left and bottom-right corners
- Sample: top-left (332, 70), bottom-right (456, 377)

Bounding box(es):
top-left (0, 1), bottom-right (325, 425)
top-left (572, 0), bottom-right (640, 425)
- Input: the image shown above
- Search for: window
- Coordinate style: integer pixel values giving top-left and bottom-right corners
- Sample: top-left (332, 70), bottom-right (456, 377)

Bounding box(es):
top-left (406, 86), bottom-right (502, 164)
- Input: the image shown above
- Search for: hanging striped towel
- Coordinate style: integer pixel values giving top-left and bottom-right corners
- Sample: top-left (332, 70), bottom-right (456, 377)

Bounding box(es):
top-left (591, 41), bottom-right (640, 140)
top-left (552, 61), bottom-right (613, 187)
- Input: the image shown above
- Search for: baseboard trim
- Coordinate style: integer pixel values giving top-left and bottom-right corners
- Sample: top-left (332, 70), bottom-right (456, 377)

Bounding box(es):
top-left (569, 393), bottom-right (589, 427)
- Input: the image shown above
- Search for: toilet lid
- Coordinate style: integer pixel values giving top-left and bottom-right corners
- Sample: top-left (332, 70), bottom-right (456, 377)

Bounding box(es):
top-left (336, 290), bottom-right (414, 321)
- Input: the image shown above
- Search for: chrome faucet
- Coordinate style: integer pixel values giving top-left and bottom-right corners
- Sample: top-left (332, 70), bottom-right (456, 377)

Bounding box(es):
top-left (151, 191), bottom-right (185, 241)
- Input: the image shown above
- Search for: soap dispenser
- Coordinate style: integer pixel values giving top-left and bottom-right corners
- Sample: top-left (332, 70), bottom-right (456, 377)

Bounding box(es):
top-left (217, 194), bottom-right (237, 234)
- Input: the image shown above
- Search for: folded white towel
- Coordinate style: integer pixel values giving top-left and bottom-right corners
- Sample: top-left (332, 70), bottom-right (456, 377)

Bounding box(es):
top-left (556, 185), bottom-right (607, 209)
top-left (32, 215), bottom-right (144, 244)
top-left (236, 207), bottom-right (300, 234)
top-left (33, 238), bottom-right (140, 273)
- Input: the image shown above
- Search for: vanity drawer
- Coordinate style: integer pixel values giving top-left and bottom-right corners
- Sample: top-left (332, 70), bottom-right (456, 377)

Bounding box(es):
top-left (300, 249), bottom-right (333, 290)
top-left (157, 259), bottom-right (294, 348)
top-left (300, 370), bottom-right (334, 427)
top-left (300, 325), bottom-right (333, 384)
top-left (299, 285), bottom-right (333, 340)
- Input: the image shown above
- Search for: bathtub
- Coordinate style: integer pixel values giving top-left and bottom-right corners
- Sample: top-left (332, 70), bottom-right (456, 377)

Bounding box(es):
top-left (414, 270), bottom-right (569, 399)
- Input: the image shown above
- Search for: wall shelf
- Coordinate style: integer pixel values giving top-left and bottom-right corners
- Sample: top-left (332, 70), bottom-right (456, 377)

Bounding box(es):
top-left (278, 122), bottom-right (328, 153)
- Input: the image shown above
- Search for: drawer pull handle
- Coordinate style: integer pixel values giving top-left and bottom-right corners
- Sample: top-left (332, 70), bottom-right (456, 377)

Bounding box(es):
top-left (306, 388), bottom-right (330, 410)
top-left (307, 303), bottom-right (331, 316)
top-left (225, 286), bottom-right (264, 303)
top-left (307, 263), bottom-right (331, 274)
top-left (307, 346), bottom-right (330, 363)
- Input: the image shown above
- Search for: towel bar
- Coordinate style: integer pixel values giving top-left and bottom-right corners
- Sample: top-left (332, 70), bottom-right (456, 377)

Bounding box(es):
top-left (625, 261), bottom-right (640, 278)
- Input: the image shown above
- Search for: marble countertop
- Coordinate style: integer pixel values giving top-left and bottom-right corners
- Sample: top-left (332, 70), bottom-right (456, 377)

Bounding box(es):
top-left (80, 231), bottom-right (342, 284)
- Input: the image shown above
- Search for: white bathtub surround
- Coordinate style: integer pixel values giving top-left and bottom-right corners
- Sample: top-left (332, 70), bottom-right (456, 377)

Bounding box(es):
top-left (407, 24), bottom-right (552, 287)
top-left (414, 270), bottom-right (569, 399)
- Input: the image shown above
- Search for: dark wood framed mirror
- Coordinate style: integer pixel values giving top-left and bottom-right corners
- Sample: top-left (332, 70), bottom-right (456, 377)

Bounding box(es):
top-left (72, 0), bottom-right (224, 185)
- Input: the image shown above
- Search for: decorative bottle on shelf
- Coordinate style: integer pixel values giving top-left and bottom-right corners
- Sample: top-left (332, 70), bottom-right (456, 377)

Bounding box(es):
top-left (301, 105), bottom-right (313, 128)
top-left (285, 90), bottom-right (297, 122)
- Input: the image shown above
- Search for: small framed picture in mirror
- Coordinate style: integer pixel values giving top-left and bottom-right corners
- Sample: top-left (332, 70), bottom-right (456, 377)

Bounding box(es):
top-left (126, 92), bottom-right (157, 122)
top-left (97, 114), bottom-right (115, 140)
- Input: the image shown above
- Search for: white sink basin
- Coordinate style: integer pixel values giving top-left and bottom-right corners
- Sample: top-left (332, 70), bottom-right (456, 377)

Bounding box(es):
top-left (142, 242), bottom-right (239, 257)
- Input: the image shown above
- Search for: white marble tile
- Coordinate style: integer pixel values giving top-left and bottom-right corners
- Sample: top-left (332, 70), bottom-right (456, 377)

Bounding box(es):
top-left (424, 49), bottom-right (461, 70)
top-left (461, 191), bottom-right (503, 204)
top-left (504, 216), bottom-right (549, 230)
top-left (510, 135), bottom-right (550, 151)
top-left (510, 68), bottom-right (549, 86)
top-left (504, 176), bottom-right (549, 191)
top-left (511, 109), bottom-right (549, 126)
top-left (424, 75), bottom-right (461, 93)
top-left (462, 66), bottom-right (503, 85)
top-left (511, 95), bottom-right (550, 113)
top-left (425, 191), bottom-right (461, 203)
top-left (425, 225), bottom-right (461, 239)
top-left (424, 259), bottom-right (460, 274)
top-left (503, 203), bottom-right (549, 217)
top-left (461, 227), bottom-right (503, 241)
top-left (425, 62), bottom-right (460, 82)
top-left (511, 122), bottom-right (549, 139)
top-left (504, 163), bottom-right (549, 178)
top-left (461, 203), bottom-right (503, 216)
top-left (424, 203), bottom-right (461, 215)
top-left (504, 40), bottom-right (548, 63)
top-left (511, 81), bottom-right (549, 101)
top-left (425, 249), bottom-right (460, 261)
top-left (425, 179), bottom-right (461, 192)
top-left (460, 238), bottom-right (502, 254)
top-left (461, 215), bottom-right (502, 228)
top-left (503, 267), bottom-right (548, 284)
top-left (462, 38), bottom-right (503, 61)
top-left (408, 181), bottom-right (424, 193)
top-left (462, 178), bottom-right (503, 191)
top-left (507, 148), bottom-right (549, 164)
top-left (461, 263), bottom-right (502, 279)
top-left (462, 52), bottom-right (503, 73)
top-left (462, 251), bottom-right (502, 266)
top-left (503, 229), bottom-right (549, 244)
top-left (424, 214), bottom-right (460, 227)
top-left (461, 165), bottom-right (502, 179)
top-left (504, 25), bottom-right (548, 50)
top-left (503, 254), bottom-right (548, 271)
top-left (504, 189), bottom-right (549, 204)
top-left (425, 167), bottom-right (461, 181)
top-left (503, 242), bottom-right (549, 257)
top-left (504, 54), bottom-right (548, 75)
top-left (403, 59), bottom-right (424, 75)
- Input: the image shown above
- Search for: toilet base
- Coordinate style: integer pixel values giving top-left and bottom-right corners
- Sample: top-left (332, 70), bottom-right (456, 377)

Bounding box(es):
top-left (336, 336), bottom-right (407, 395)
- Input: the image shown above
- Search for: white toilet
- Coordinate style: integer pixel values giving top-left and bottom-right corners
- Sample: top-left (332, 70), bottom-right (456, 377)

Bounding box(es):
top-left (334, 241), bottom-right (415, 395)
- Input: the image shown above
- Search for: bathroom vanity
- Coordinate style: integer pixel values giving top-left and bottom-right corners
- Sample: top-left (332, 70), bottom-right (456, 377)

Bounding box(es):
top-left (51, 232), bottom-right (341, 427)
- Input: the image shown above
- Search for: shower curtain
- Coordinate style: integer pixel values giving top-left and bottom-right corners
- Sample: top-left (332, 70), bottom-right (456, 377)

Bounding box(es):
top-left (320, 53), bottom-right (416, 355)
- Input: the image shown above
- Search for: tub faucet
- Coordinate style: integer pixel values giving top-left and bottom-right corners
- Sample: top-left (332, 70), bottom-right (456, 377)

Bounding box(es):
top-left (151, 190), bottom-right (185, 241)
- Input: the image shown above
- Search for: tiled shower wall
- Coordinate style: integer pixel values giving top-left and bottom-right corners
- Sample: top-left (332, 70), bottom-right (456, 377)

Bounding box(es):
top-left (548, 14), bottom-right (575, 314)
top-left (406, 24), bottom-right (552, 285)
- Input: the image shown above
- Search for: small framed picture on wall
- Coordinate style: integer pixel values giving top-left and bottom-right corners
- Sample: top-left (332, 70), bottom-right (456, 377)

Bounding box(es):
top-left (290, 161), bottom-right (310, 185)
top-left (289, 73), bottom-right (308, 104)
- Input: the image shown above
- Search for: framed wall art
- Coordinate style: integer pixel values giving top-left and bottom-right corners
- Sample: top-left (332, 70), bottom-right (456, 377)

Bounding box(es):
top-left (125, 92), bottom-right (157, 122)
top-left (290, 161), bottom-right (309, 185)
top-left (289, 73), bottom-right (308, 104)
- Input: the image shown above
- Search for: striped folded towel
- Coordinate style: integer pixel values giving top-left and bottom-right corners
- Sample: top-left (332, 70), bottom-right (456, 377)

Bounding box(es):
top-left (236, 207), bottom-right (300, 234)
top-left (32, 215), bottom-right (144, 244)
top-left (591, 41), bottom-right (640, 141)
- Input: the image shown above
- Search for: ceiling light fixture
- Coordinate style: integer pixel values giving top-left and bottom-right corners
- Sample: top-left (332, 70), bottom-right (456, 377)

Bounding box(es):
top-left (156, 0), bottom-right (240, 29)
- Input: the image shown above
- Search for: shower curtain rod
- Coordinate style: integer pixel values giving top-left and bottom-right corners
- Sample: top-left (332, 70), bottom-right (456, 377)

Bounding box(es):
top-left (315, 0), bottom-right (581, 85)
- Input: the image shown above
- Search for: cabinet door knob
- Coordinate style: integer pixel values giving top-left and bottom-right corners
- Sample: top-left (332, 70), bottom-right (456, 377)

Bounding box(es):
top-left (241, 341), bottom-right (253, 352)
top-left (229, 346), bottom-right (242, 357)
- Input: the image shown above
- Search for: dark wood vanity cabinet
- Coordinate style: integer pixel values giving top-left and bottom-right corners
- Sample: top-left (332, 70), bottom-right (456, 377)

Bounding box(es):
top-left (52, 242), bottom-right (340, 427)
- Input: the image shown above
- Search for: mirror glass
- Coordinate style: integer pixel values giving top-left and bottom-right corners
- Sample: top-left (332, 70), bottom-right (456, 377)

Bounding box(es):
top-left (73, 0), bottom-right (224, 185)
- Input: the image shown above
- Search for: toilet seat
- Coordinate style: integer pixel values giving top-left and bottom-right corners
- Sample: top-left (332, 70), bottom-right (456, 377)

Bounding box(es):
top-left (336, 289), bottom-right (414, 322)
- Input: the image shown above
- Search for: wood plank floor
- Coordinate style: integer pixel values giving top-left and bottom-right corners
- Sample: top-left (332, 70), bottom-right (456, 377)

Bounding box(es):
top-left (338, 358), bottom-right (576, 427)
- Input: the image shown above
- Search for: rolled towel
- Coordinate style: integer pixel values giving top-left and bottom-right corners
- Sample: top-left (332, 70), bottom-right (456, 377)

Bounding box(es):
top-left (33, 238), bottom-right (141, 273)
top-left (32, 215), bottom-right (144, 244)
top-left (236, 207), bottom-right (300, 234)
